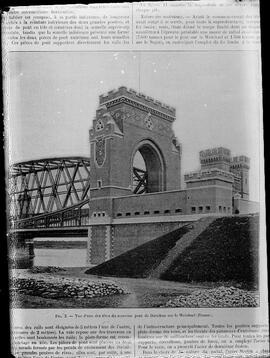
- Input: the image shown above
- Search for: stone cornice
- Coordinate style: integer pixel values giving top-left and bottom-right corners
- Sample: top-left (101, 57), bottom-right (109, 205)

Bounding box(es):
top-left (100, 95), bottom-right (176, 123)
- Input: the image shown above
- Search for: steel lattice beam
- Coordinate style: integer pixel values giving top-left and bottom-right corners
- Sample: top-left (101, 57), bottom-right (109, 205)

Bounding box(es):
top-left (8, 157), bottom-right (91, 223)
top-left (133, 167), bottom-right (148, 194)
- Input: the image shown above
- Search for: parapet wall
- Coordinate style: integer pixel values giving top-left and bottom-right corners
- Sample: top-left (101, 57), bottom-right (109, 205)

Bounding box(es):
top-left (184, 168), bottom-right (234, 183)
top-left (230, 156), bottom-right (250, 169)
top-left (199, 147), bottom-right (232, 171)
top-left (99, 86), bottom-right (176, 118)
top-left (112, 190), bottom-right (187, 218)
top-left (200, 147), bottom-right (231, 159)
top-left (198, 148), bottom-right (250, 170)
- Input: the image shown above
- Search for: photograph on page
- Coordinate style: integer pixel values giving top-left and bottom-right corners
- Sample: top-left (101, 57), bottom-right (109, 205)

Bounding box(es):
top-left (8, 50), bottom-right (261, 309)
top-left (2, 1), bottom-right (268, 358)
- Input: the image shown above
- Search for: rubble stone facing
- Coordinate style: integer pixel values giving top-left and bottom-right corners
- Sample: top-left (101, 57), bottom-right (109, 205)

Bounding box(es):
top-left (164, 286), bottom-right (259, 308)
top-left (11, 273), bottom-right (129, 300)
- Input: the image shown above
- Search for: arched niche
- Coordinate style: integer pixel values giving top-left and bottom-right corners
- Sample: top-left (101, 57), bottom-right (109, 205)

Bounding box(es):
top-left (131, 139), bottom-right (165, 194)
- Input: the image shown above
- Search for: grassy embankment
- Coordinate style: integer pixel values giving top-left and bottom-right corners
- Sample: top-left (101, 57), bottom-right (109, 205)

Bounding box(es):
top-left (87, 215), bottom-right (259, 288)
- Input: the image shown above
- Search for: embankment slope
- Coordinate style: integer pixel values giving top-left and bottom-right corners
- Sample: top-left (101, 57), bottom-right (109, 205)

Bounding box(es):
top-left (85, 225), bottom-right (190, 278)
top-left (86, 215), bottom-right (259, 286)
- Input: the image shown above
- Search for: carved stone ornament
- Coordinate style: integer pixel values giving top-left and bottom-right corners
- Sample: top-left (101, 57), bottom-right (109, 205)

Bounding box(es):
top-left (144, 113), bottom-right (153, 130)
top-left (96, 119), bottom-right (104, 131)
top-left (95, 137), bottom-right (106, 167)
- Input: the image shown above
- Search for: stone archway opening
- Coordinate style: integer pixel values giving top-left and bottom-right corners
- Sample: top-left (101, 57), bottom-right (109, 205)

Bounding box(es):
top-left (132, 142), bottom-right (164, 194)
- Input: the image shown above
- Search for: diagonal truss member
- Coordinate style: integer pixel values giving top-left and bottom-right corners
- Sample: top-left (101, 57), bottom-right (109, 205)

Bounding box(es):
top-left (133, 167), bottom-right (148, 194)
top-left (8, 157), bottom-right (91, 219)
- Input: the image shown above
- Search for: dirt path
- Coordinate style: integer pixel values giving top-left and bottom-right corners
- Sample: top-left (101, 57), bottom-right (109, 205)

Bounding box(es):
top-left (57, 267), bottom-right (212, 307)
top-left (89, 276), bottom-right (210, 308)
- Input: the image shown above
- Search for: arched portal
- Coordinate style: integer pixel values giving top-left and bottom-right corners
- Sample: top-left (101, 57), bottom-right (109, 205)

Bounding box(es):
top-left (132, 140), bottom-right (165, 194)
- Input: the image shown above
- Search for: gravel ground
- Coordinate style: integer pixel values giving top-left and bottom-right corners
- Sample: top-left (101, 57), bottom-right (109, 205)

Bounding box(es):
top-left (164, 286), bottom-right (259, 308)
top-left (10, 268), bottom-right (259, 308)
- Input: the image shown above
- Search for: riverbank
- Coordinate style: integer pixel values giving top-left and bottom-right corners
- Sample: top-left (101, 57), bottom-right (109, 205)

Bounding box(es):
top-left (10, 267), bottom-right (258, 309)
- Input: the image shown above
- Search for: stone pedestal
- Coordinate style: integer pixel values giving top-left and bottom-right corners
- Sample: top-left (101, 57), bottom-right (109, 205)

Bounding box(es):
top-left (87, 224), bottom-right (113, 265)
top-left (8, 234), bottom-right (35, 268)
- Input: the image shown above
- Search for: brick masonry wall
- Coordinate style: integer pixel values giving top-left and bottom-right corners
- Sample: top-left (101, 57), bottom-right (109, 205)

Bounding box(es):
top-left (186, 185), bottom-right (233, 215)
top-left (112, 222), bottom-right (186, 257)
top-left (113, 190), bottom-right (187, 218)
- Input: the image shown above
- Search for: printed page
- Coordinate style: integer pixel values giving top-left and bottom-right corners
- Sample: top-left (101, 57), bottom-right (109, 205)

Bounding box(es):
top-left (2, 1), bottom-right (269, 357)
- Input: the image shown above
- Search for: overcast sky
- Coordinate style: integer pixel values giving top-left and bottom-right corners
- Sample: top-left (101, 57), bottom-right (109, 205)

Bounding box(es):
top-left (8, 51), bottom-right (261, 201)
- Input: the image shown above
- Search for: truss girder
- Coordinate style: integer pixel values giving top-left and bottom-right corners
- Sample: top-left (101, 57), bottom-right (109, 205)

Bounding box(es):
top-left (9, 157), bottom-right (91, 221)
top-left (12, 199), bottom-right (90, 230)
top-left (133, 167), bottom-right (148, 195)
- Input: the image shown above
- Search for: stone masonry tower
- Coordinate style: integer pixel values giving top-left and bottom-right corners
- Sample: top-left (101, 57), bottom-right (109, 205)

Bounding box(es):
top-left (199, 147), bottom-right (231, 172)
top-left (87, 87), bottom-right (182, 264)
top-left (230, 156), bottom-right (250, 199)
top-left (199, 148), bottom-right (250, 199)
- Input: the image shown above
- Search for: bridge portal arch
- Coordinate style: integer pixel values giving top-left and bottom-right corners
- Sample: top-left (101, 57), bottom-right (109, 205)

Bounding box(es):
top-left (89, 87), bottom-right (182, 201)
top-left (131, 139), bottom-right (165, 194)
top-left (87, 87), bottom-right (183, 264)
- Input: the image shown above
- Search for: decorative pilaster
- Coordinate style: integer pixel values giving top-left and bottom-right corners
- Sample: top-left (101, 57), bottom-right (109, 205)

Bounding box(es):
top-left (110, 226), bottom-right (114, 259)
top-left (105, 225), bottom-right (112, 261)
top-left (87, 227), bottom-right (92, 265)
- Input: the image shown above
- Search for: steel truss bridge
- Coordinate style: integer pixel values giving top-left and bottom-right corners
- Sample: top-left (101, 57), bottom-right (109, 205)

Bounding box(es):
top-left (9, 156), bottom-right (148, 231)
top-left (9, 157), bottom-right (91, 230)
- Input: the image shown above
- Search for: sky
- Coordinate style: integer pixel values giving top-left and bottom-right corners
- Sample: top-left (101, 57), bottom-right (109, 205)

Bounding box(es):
top-left (7, 51), bottom-right (262, 201)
